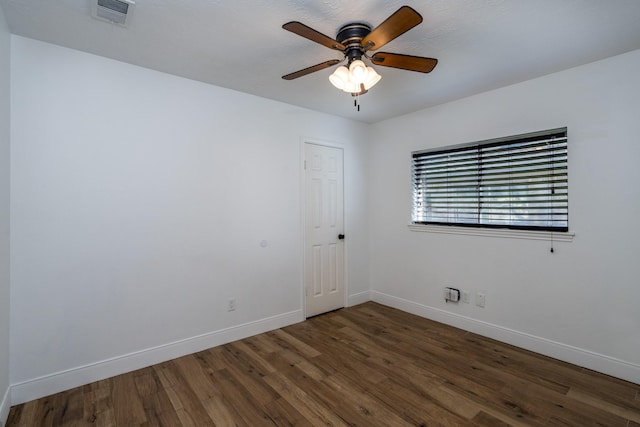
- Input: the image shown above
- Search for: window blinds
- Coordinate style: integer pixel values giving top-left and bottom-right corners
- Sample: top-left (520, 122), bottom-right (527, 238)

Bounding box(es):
top-left (412, 128), bottom-right (568, 232)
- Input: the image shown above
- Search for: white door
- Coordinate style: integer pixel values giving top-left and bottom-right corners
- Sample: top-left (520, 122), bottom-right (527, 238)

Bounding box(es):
top-left (304, 143), bottom-right (345, 318)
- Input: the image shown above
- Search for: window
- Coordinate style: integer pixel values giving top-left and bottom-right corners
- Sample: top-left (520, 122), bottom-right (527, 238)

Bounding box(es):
top-left (412, 128), bottom-right (568, 232)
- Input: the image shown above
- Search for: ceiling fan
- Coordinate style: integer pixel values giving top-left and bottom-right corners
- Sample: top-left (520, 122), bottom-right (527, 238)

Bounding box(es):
top-left (281, 6), bottom-right (438, 98)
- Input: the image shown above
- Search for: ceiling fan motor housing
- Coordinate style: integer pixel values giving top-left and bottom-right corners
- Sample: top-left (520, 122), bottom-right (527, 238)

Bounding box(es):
top-left (336, 23), bottom-right (371, 63)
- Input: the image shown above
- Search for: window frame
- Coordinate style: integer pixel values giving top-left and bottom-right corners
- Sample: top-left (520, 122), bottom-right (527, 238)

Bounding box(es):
top-left (411, 128), bottom-right (569, 234)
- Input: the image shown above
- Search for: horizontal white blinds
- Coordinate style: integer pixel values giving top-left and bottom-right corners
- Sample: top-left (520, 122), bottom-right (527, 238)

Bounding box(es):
top-left (412, 128), bottom-right (568, 231)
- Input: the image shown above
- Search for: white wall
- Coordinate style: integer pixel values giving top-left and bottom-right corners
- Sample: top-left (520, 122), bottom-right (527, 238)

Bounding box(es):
top-left (0, 5), bottom-right (11, 425)
top-left (368, 49), bottom-right (640, 383)
top-left (7, 32), bottom-right (639, 412)
top-left (9, 36), bottom-right (370, 403)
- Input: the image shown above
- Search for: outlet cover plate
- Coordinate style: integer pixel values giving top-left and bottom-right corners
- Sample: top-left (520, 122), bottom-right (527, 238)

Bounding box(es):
top-left (462, 290), bottom-right (470, 303)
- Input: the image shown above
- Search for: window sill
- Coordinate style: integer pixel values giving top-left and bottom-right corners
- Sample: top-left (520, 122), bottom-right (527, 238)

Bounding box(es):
top-left (408, 223), bottom-right (575, 242)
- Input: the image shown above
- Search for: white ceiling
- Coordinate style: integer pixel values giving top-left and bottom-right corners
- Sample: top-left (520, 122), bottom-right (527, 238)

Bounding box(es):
top-left (2, 0), bottom-right (640, 123)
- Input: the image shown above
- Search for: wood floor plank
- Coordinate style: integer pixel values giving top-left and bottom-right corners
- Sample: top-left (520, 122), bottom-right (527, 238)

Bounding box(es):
top-left (262, 370), bottom-right (347, 426)
top-left (172, 354), bottom-right (221, 402)
top-left (434, 384), bottom-right (536, 427)
top-left (270, 329), bottom-right (322, 359)
top-left (200, 396), bottom-right (249, 427)
top-left (133, 368), bottom-right (183, 426)
top-left (7, 302), bottom-right (640, 426)
top-left (110, 373), bottom-right (148, 426)
top-left (366, 377), bottom-right (473, 426)
top-left (261, 397), bottom-right (313, 427)
top-left (152, 361), bottom-right (215, 426)
top-left (7, 400), bottom-right (35, 427)
top-left (268, 357), bottom-right (348, 416)
top-left (218, 346), bottom-right (280, 407)
top-left (454, 334), bottom-right (574, 395)
top-left (227, 340), bottom-right (277, 375)
top-left (500, 382), bottom-right (628, 426)
top-left (322, 374), bottom-right (413, 427)
top-left (82, 381), bottom-right (116, 427)
top-left (472, 410), bottom-right (513, 426)
top-left (212, 367), bottom-right (278, 426)
top-left (566, 387), bottom-right (640, 423)
top-left (245, 333), bottom-right (282, 355)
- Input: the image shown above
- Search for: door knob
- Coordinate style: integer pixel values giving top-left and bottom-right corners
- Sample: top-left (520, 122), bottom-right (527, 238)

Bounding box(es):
top-left (338, 234), bottom-right (345, 240)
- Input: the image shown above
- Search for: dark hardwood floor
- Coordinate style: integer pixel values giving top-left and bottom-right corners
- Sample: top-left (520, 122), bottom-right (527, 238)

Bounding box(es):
top-left (7, 302), bottom-right (640, 426)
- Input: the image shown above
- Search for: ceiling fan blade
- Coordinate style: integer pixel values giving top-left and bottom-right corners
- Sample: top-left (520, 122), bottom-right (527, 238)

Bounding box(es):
top-left (361, 6), bottom-right (423, 51)
top-left (370, 52), bottom-right (438, 73)
top-left (283, 21), bottom-right (346, 51)
top-left (282, 59), bottom-right (341, 80)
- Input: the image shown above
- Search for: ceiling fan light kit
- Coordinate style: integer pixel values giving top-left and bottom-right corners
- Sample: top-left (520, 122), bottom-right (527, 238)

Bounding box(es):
top-left (282, 5), bottom-right (438, 109)
top-left (328, 62), bottom-right (382, 93)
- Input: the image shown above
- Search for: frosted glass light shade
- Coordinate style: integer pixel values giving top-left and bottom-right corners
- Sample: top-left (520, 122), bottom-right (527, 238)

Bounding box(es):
top-left (328, 66), bottom-right (349, 89)
top-left (348, 60), bottom-right (368, 84)
top-left (363, 66), bottom-right (381, 90)
top-left (342, 81), bottom-right (360, 93)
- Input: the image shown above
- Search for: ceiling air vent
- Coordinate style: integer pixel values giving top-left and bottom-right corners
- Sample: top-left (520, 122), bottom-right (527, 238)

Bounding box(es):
top-left (91, 0), bottom-right (135, 27)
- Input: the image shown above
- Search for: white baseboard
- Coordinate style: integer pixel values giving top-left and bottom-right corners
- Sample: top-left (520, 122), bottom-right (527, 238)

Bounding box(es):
top-left (0, 385), bottom-right (10, 427)
top-left (11, 309), bottom-right (303, 406)
top-left (371, 291), bottom-right (640, 385)
top-left (347, 290), bottom-right (371, 307)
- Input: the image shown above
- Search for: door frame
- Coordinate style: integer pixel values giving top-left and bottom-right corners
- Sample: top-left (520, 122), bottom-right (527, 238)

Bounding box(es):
top-left (300, 138), bottom-right (348, 319)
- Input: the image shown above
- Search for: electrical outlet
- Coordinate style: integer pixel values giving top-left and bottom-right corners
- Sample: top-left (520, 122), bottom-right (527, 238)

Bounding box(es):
top-left (462, 290), bottom-right (470, 303)
top-left (476, 292), bottom-right (486, 308)
top-left (227, 297), bottom-right (236, 312)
